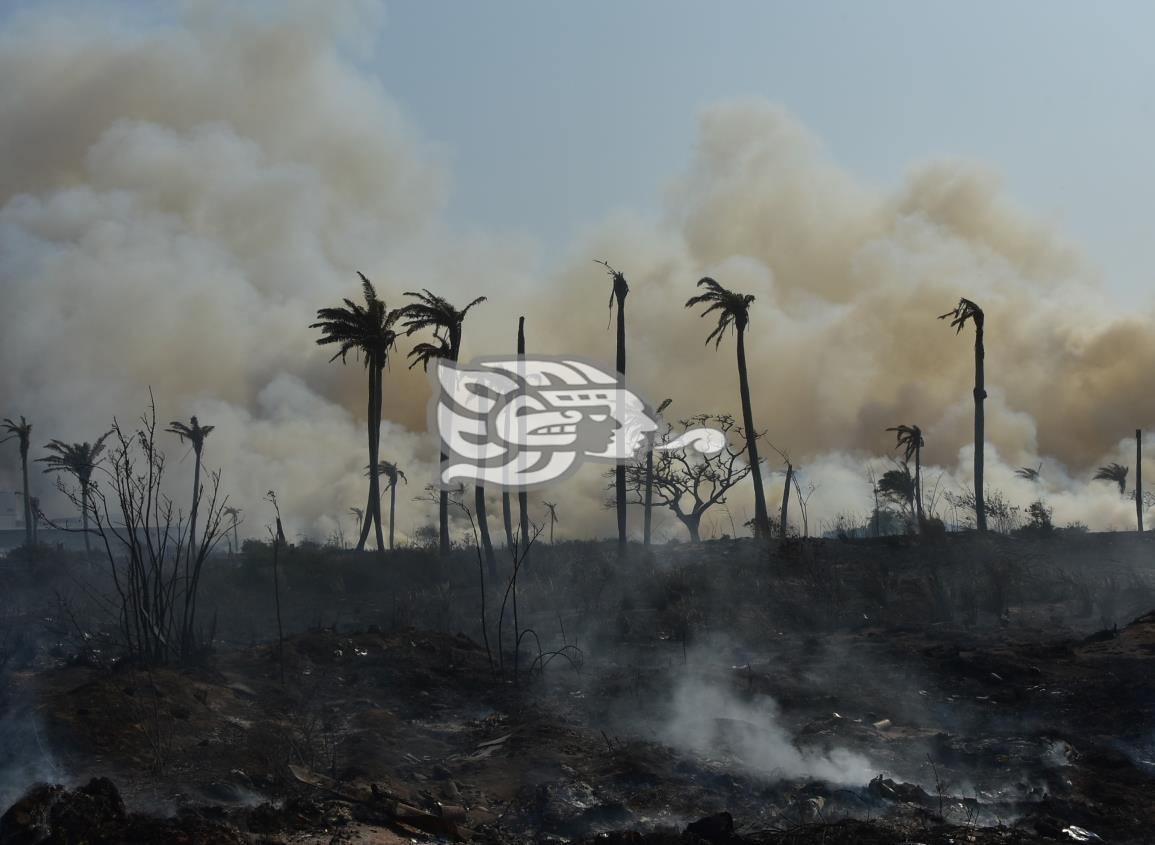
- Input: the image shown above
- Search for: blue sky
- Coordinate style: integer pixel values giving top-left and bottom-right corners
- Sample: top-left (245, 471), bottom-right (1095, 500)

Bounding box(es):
top-left (375, 2), bottom-right (1155, 304)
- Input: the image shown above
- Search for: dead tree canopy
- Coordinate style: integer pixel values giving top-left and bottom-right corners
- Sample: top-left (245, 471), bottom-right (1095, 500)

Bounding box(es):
top-left (614, 413), bottom-right (754, 542)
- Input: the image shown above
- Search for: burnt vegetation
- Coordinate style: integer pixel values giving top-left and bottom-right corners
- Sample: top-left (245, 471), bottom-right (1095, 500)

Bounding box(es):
top-left (3, 270), bottom-right (1155, 844)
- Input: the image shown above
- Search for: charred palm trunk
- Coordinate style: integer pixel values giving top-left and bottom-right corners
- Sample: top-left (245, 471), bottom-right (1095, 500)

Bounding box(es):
top-left (80, 483), bottom-right (91, 557)
top-left (501, 494), bottom-right (513, 548)
top-left (359, 361), bottom-right (386, 551)
top-left (1137, 429), bottom-right (1144, 533)
top-left (914, 445), bottom-right (924, 530)
top-left (973, 316), bottom-right (987, 531)
top-left (517, 317), bottom-right (530, 552)
top-left (388, 478), bottom-right (397, 549)
top-left (736, 326), bottom-right (770, 538)
top-left (614, 282), bottom-right (628, 551)
top-left (19, 444), bottom-right (32, 547)
top-left (779, 463), bottom-right (793, 540)
top-left (476, 485), bottom-right (497, 577)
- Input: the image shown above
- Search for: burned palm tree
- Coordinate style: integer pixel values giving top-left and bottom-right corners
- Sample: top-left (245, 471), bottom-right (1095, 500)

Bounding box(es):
top-left (402, 289), bottom-right (489, 562)
top-left (542, 501), bottom-right (559, 545)
top-left (1094, 462), bottom-right (1129, 497)
top-left (686, 277), bottom-right (770, 538)
top-left (167, 416), bottom-right (214, 558)
top-left (1015, 464), bottom-right (1042, 483)
top-left (311, 272), bottom-right (401, 552)
top-left (1, 416), bottom-right (34, 547)
top-left (223, 505), bottom-right (242, 554)
top-left (376, 460), bottom-right (407, 550)
top-left (887, 424), bottom-right (925, 528)
top-left (1137, 430), bottom-right (1144, 533)
top-left (597, 260), bottom-right (630, 550)
top-left (940, 298), bottom-right (986, 530)
top-left (37, 433), bottom-right (111, 556)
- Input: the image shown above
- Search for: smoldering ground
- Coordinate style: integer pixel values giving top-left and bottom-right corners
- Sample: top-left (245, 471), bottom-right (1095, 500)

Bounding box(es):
top-left (2, 0), bottom-right (1155, 547)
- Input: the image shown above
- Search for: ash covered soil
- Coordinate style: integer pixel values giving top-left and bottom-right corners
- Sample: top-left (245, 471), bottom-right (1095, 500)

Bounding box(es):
top-left (2, 532), bottom-right (1155, 844)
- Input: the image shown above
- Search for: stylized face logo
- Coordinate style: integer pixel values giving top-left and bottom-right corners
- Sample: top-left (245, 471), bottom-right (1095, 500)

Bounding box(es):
top-left (432, 357), bottom-right (661, 490)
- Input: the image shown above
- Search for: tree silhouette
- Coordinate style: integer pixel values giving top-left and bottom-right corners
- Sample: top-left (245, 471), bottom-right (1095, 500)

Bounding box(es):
top-left (877, 463), bottom-right (916, 525)
top-left (1094, 462), bottom-right (1129, 496)
top-left (311, 272), bottom-right (400, 552)
top-left (375, 460), bottom-right (407, 551)
top-left (618, 414), bottom-right (752, 542)
top-left (37, 432), bottom-right (111, 556)
top-left (597, 260), bottom-right (630, 551)
top-left (402, 288), bottom-right (490, 563)
top-left (887, 424), bottom-right (924, 528)
top-left (940, 298), bottom-right (986, 530)
top-left (1, 416), bottom-right (34, 547)
top-left (686, 277), bottom-right (770, 538)
top-left (223, 505), bottom-right (242, 554)
top-left (1015, 464), bottom-right (1042, 482)
top-left (542, 501), bottom-right (558, 545)
top-left (166, 416), bottom-right (214, 560)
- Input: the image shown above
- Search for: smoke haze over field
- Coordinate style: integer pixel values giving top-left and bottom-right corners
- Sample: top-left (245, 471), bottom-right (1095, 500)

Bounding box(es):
top-left (2, 1), bottom-right (1154, 543)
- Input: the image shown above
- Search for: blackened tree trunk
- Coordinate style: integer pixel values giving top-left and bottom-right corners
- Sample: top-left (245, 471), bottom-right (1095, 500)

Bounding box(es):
top-left (477, 485), bottom-right (497, 577)
top-left (517, 317), bottom-right (530, 552)
top-left (389, 477), bottom-right (397, 550)
top-left (736, 326), bottom-right (770, 538)
top-left (779, 463), bottom-right (793, 540)
top-left (358, 360), bottom-right (386, 551)
top-left (973, 316), bottom-right (987, 531)
top-left (1137, 429), bottom-right (1144, 533)
top-left (502, 494), bottom-right (513, 548)
top-left (914, 443), bottom-right (924, 529)
top-left (19, 444), bottom-right (32, 547)
top-left (614, 281), bottom-right (628, 551)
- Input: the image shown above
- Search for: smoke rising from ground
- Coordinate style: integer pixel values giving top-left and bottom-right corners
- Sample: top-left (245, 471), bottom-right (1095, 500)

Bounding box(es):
top-left (2, 1), bottom-right (1153, 542)
top-left (662, 675), bottom-right (876, 785)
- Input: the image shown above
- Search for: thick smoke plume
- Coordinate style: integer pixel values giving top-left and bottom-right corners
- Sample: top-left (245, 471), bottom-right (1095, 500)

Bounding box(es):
top-left (2, 2), bottom-right (1153, 542)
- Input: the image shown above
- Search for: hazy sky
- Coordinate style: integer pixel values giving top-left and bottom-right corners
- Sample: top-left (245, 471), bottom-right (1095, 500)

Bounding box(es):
top-left (376, 2), bottom-right (1155, 305)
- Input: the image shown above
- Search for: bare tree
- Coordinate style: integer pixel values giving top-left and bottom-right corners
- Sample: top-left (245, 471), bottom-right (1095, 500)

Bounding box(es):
top-left (542, 501), bottom-right (559, 545)
top-left (46, 399), bottom-right (230, 663)
top-left (617, 414), bottom-right (753, 542)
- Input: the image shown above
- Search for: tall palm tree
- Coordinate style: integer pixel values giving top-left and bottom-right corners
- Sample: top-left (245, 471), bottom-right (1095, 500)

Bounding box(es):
top-left (1, 416), bottom-right (34, 547)
top-left (516, 317), bottom-right (529, 553)
top-left (37, 433), bottom-right (111, 556)
top-left (598, 261), bottom-right (630, 550)
top-left (311, 272), bottom-right (401, 552)
top-left (223, 506), bottom-right (242, 554)
top-left (887, 424), bottom-right (924, 527)
top-left (543, 501), bottom-right (559, 545)
top-left (402, 289), bottom-right (488, 559)
top-left (376, 460), bottom-right (407, 550)
top-left (1136, 430), bottom-right (1144, 533)
top-left (644, 399), bottom-right (672, 546)
top-left (940, 298), bottom-right (986, 531)
top-left (685, 277), bottom-right (770, 538)
top-left (1094, 462), bottom-right (1129, 496)
top-left (166, 416), bottom-right (214, 557)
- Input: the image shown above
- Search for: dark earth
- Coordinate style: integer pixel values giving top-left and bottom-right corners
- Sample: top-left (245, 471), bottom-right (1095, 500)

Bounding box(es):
top-left (2, 531), bottom-right (1154, 843)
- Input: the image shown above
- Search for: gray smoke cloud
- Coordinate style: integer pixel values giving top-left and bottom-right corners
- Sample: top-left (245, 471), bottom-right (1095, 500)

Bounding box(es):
top-left (2, 2), bottom-right (1153, 543)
